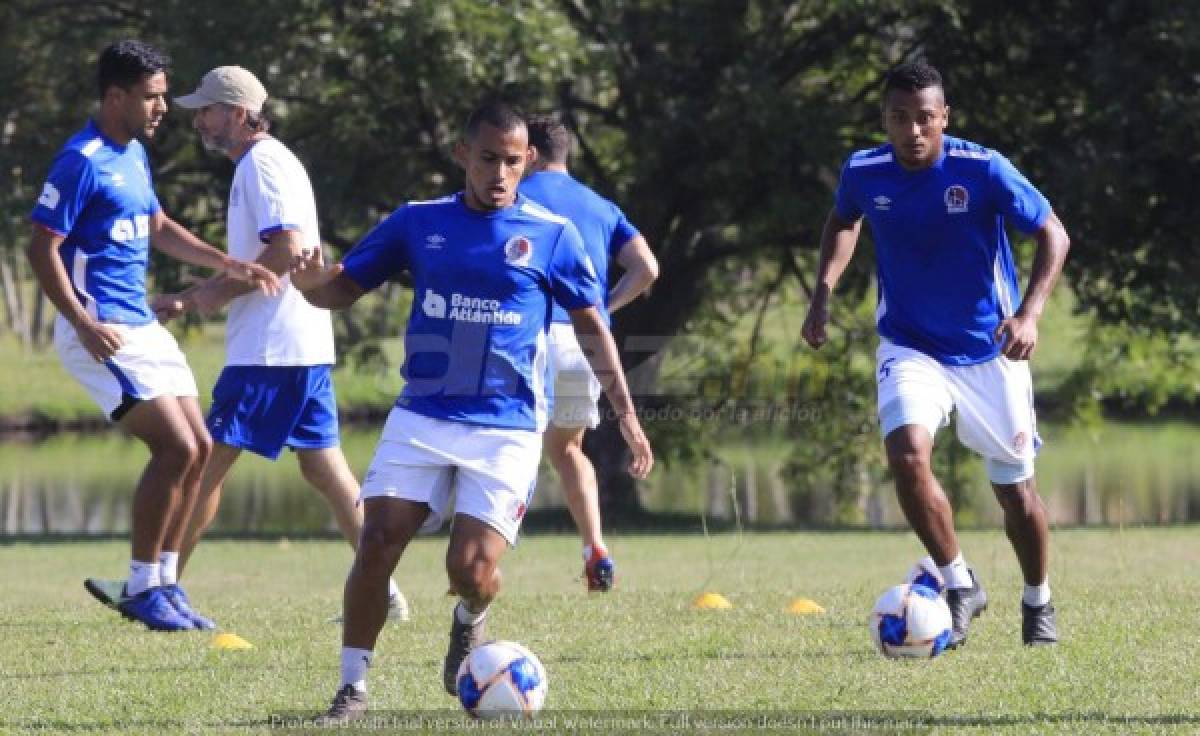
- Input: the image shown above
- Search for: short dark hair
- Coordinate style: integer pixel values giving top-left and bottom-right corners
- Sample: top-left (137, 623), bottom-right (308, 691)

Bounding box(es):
top-left (883, 60), bottom-right (943, 98)
top-left (97, 40), bottom-right (170, 97)
top-left (464, 97), bottom-right (526, 141)
top-left (527, 114), bottom-right (571, 164)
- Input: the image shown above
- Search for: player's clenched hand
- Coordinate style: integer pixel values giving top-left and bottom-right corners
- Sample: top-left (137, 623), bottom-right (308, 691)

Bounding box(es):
top-left (801, 300), bottom-right (830, 349)
top-left (75, 319), bottom-right (125, 362)
top-left (289, 247), bottom-right (343, 292)
top-left (224, 258), bottom-right (280, 295)
top-left (618, 412), bottom-right (654, 479)
top-left (151, 293), bottom-right (186, 323)
top-left (995, 313), bottom-right (1038, 361)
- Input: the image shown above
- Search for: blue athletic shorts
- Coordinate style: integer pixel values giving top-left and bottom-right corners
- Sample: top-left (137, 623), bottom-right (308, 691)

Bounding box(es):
top-left (207, 364), bottom-right (340, 460)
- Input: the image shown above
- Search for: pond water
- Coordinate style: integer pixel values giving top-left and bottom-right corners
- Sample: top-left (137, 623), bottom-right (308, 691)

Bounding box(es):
top-left (1, 421), bottom-right (1198, 536)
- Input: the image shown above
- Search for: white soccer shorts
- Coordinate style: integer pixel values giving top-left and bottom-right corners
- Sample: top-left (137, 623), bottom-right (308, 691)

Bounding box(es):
top-left (547, 322), bottom-right (602, 429)
top-left (360, 408), bottom-right (542, 545)
top-left (54, 316), bottom-right (198, 421)
top-left (876, 339), bottom-right (1039, 483)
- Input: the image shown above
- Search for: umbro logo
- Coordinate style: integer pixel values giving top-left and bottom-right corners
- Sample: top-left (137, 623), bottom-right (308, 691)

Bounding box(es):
top-left (425, 233), bottom-right (446, 249)
top-left (111, 172), bottom-right (125, 187)
top-left (873, 195), bottom-right (891, 211)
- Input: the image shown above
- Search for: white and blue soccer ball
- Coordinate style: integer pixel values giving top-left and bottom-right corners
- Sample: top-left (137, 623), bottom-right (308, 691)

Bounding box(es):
top-left (456, 640), bottom-right (548, 719)
top-left (905, 555), bottom-right (946, 595)
top-left (870, 583), bottom-right (953, 658)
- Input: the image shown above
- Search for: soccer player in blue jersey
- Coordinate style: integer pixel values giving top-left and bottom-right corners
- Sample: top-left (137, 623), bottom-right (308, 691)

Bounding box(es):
top-left (292, 99), bottom-right (653, 721)
top-left (519, 114), bottom-right (659, 592)
top-left (802, 60), bottom-right (1070, 648)
top-left (26, 41), bottom-right (277, 632)
top-left (83, 65), bottom-right (409, 625)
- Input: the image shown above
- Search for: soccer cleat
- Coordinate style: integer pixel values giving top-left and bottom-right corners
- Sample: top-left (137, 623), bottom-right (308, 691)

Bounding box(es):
top-left (584, 550), bottom-right (615, 592)
top-left (116, 586), bottom-right (195, 632)
top-left (315, 684), bottom-right (367, 726)
top-left (944, 568), bottom-right (987, 649)
top-left (1021, 600), bottom-right (1059, 645)
top-left (84, 578), bottom-right (128, 608)
top-left (162, 584), bottom-right (217, 630)
top-left (442, 607), bottom-right (488, 695)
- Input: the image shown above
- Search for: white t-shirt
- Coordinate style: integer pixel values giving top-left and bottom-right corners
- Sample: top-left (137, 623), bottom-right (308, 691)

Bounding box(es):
top-left (224, 137), bottom-right (335, 366)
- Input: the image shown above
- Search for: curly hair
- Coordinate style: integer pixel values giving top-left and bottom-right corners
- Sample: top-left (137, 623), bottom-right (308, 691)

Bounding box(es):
top-left (883, 60), bottom-right (943, 98)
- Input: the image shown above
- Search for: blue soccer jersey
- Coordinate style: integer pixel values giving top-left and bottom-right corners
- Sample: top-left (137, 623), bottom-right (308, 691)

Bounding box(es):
top-left (342, 192), bottom-right (603, 431)
top-left (834, 135), bottom-right (1051, 365)
top-left (30, 119), bottom-right (162, 325)
top-left (519, 170), bottom-right (639, 324)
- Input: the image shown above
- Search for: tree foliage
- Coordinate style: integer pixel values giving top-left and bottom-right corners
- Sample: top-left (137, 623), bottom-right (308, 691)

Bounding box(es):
top-left (1, 0), bottom-right (1197, 519)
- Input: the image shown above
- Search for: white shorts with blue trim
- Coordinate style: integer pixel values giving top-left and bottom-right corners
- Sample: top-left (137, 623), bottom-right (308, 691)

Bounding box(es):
top-left (876, 339), bottom-right (1039, 484)
top-left (360, 408), bottom-right (542, 545)
top-left (54, 316), bottom-right (198, 421)
top-left (547, 322), bottom-right (602, 429)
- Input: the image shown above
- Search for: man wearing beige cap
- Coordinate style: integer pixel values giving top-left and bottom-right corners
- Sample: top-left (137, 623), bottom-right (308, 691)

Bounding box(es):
top-left (103, 65), bottom-right (409, 624)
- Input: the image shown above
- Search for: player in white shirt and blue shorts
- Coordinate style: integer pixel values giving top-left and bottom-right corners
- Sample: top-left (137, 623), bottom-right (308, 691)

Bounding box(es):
top-left (28, 41), bottom-right (277, 633)
top-left (135, 66), bottom-right (406, 624)
top-left (803, 60), bottom-right (1070, 649)
top-left (290, 99), bottom-right (654, 722)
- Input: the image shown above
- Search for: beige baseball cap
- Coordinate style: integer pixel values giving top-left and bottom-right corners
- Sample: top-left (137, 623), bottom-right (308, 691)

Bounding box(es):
top-left (175, 66), bottom-right (268, 113)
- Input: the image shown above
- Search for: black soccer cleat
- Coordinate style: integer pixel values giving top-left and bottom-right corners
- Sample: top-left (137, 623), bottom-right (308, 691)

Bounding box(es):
top-left (315, 684), bottom-right (367, 726)
top-left (944, 568), bottom-right (988, 649)
top-left (1021, 600), bottom-right (1058, 646)
top-left (442, 606), bottom-right (488, 695)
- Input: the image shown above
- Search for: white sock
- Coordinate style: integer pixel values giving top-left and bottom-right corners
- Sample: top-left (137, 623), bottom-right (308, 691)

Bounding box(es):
top-left (387, 578), bottom-right (400, 601)
top-left (938, 554), bottom-right (973, 590)
top-left (455, 601), bottom-right (488, 625)
top-left (1023, 581), bottom-right (1051, 607)
top-left (340, 647), bottom-right (372, 692)
top-left (159, 551), bottom-right (179, 586)
top-left (127, 560), bottom-right (160, 596)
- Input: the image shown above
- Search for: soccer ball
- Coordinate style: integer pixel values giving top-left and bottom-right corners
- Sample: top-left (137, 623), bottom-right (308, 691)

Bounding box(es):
top-left (870, 583), bottom-right (953, 659)
top-left (456, 640), bottom-right (548, 719)
top-left (905, 555), bottom-right (946, 594)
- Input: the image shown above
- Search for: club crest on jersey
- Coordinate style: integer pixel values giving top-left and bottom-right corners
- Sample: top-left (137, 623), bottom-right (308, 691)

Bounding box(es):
top-left (1013, 431), bottom-right (1027, 453)
top-left (944, 185), bottom-right (969, 214)
top-left (504, 235), bottom-right (533, 266)
top-left (507, 497), bottom-right (528, 523)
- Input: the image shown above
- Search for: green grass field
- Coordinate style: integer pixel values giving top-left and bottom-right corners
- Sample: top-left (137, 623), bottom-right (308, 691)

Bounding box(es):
top-left (2, 529), bottom-right (1198, 734)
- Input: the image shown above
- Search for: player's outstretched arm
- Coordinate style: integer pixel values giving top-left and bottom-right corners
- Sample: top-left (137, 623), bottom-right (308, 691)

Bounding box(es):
top-left (148, 211), bottom-right (279, 295)
top-left (802, 209), bottom-right (862, 350)
top-left (177, 229), bottom-right (306, 316)
top-left (568, 306), bottom-right (654, 479)
top-left (290, 248), bottom-right (364, 309)
top-left (26, 224), bottom-right (125, 361)
top-left (994, 211), bottom-right (1071, 361)
top-left (608, 235), bottom-right (659, 313)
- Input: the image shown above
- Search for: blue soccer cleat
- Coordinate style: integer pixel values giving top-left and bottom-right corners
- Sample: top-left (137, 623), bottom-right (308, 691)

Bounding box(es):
top-left (584, 550), bottom-right (615, 592)
top-left (116, 586), bottom-right (195, 632)
top-left (162, 584), bottom-right (217, 630)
